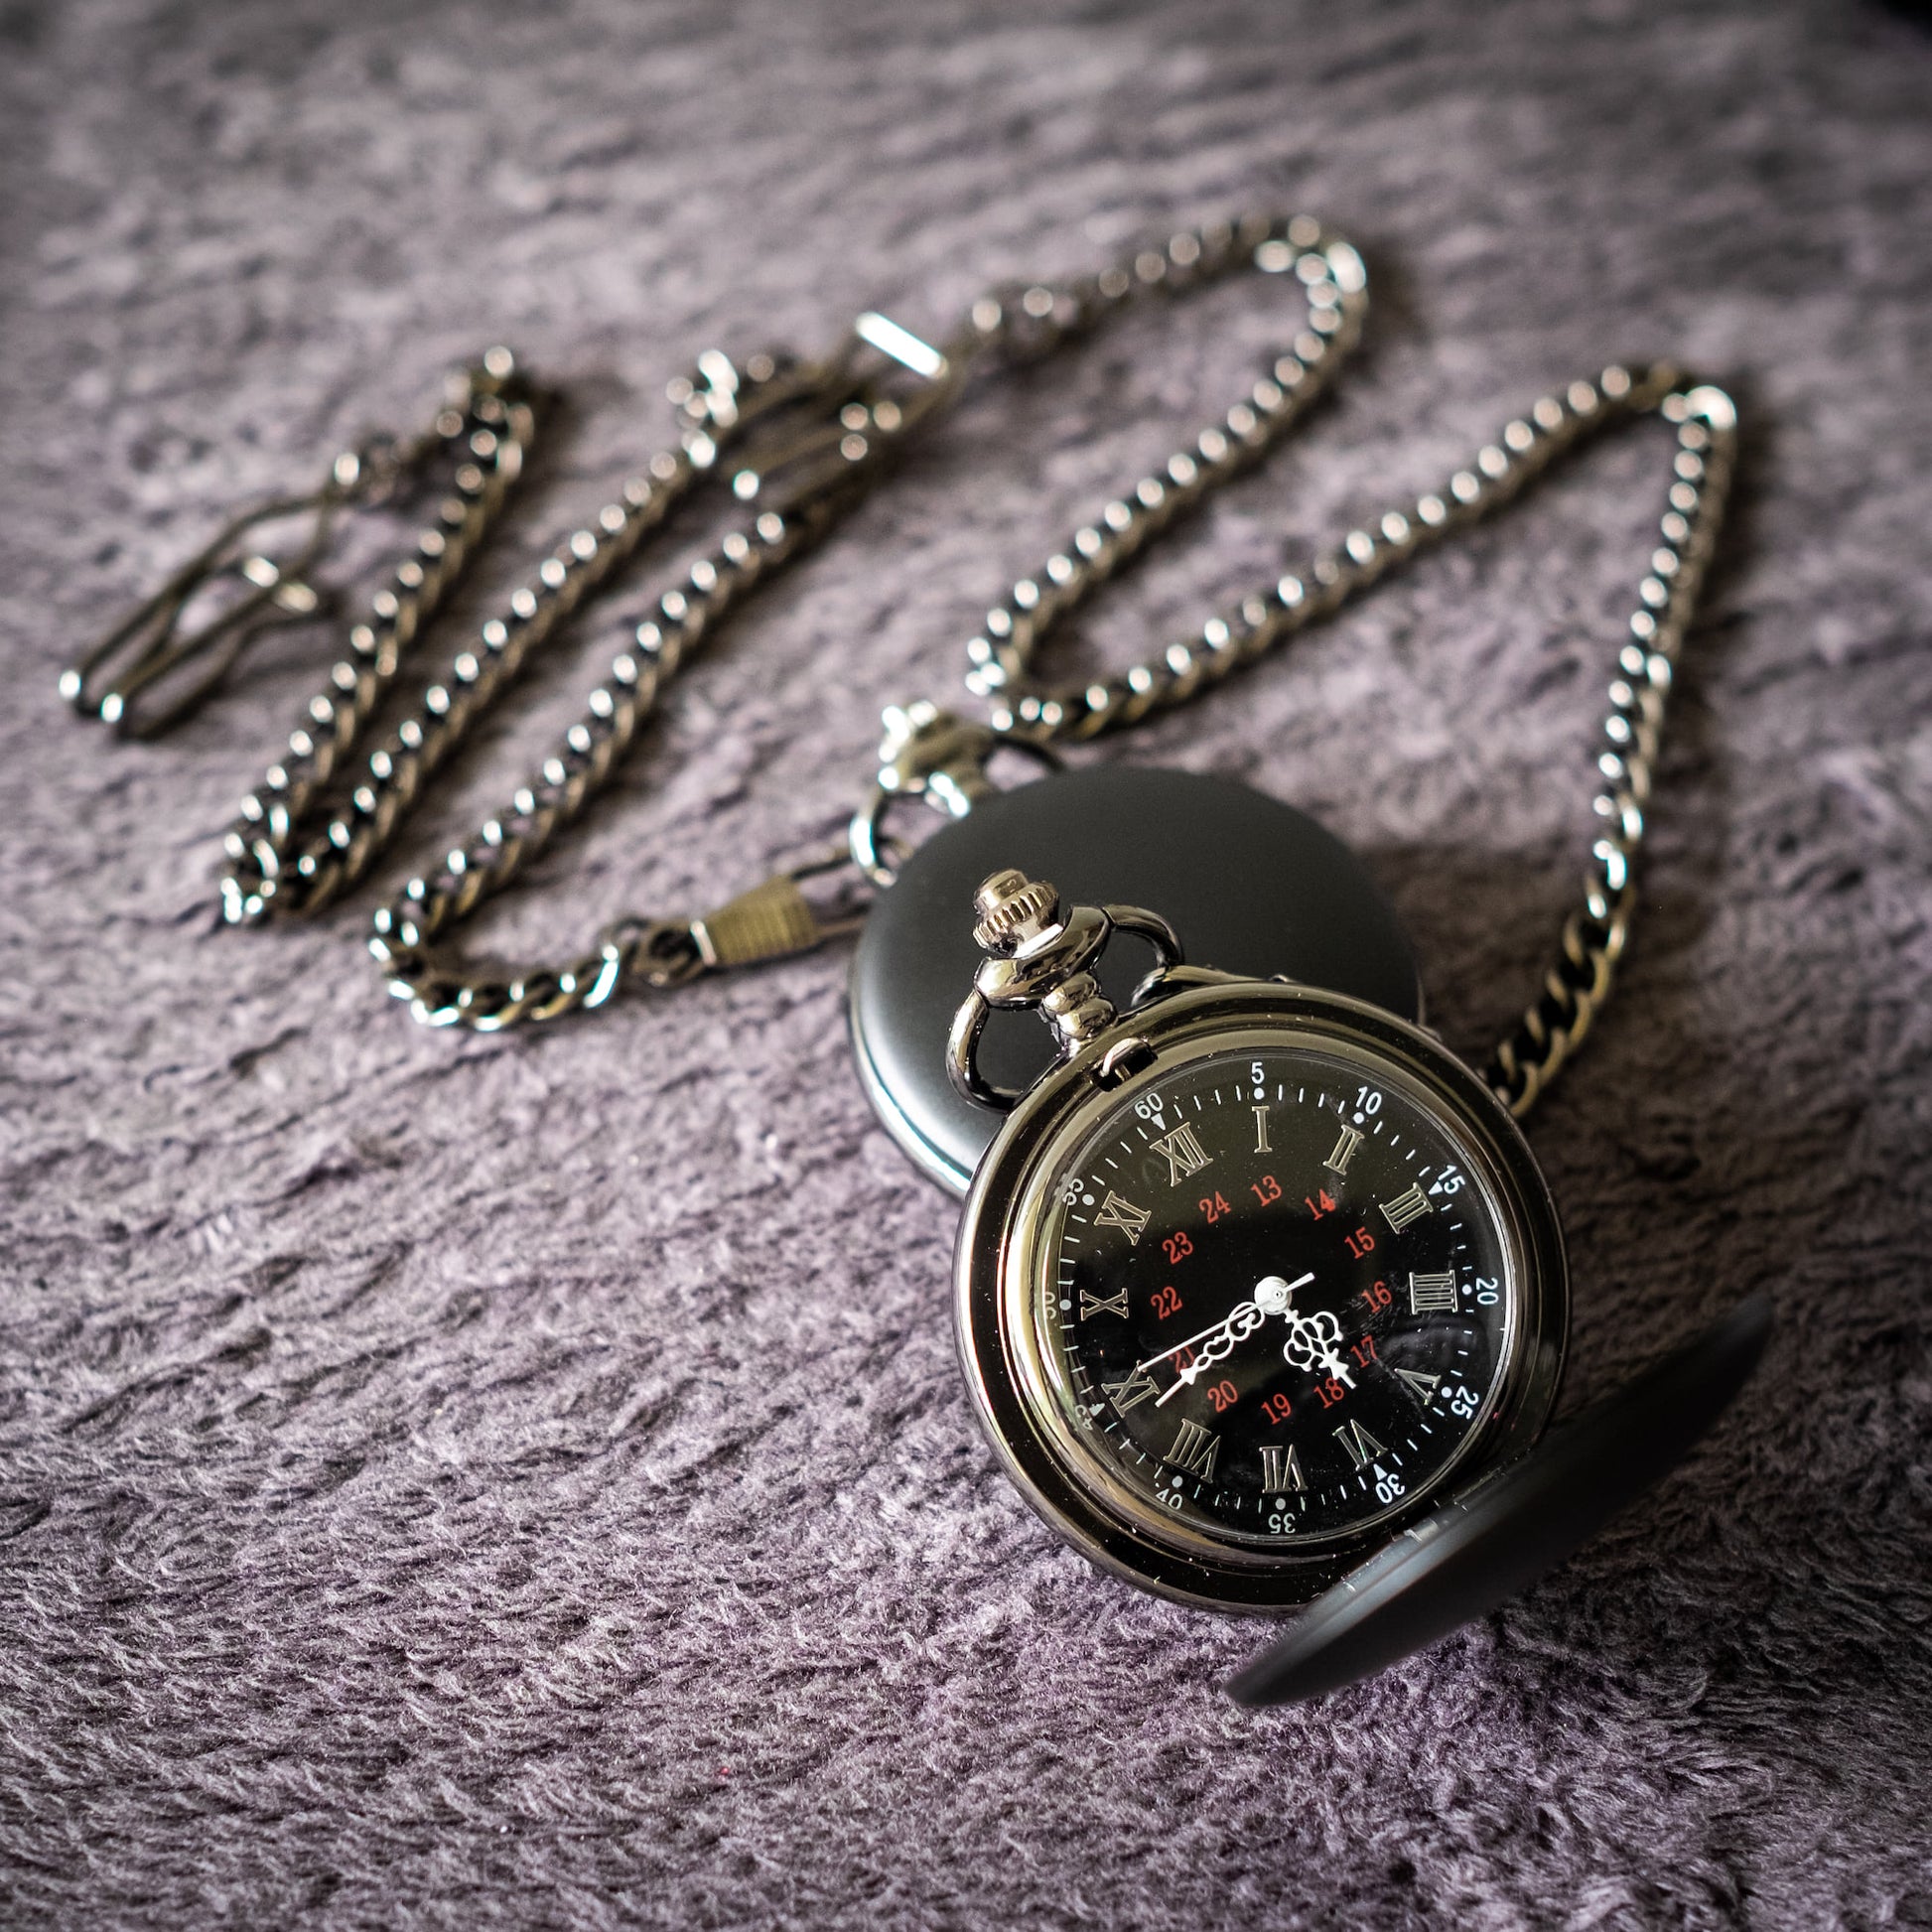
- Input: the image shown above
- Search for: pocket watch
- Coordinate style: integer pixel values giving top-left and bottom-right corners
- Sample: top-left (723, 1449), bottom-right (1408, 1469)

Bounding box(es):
top-left (938, 866), bottom-right (1768, 1699)
top-left (945, 867), bottom-right (1566, 1610)
top-left (68, 212), bottom-right (1770, 1697)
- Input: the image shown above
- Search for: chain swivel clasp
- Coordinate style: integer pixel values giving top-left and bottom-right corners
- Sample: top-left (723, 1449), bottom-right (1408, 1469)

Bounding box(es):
top-left (690, 846), bottom-right (872, 970)
top-left (710, 310), bottom-right (972, 523)
top-left (849, 700), bottom-right (1061, 886)
top-left (598, 845), bottom-right (875, 1000)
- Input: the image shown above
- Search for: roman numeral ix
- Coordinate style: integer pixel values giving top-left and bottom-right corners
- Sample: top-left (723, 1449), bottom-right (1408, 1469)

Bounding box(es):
top-left (1101, 1368), bottom-right (1161, 1414)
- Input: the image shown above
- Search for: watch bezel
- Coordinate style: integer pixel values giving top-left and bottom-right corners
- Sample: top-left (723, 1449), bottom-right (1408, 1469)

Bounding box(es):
top-left (953, 976), bottom-right (1569, 1611)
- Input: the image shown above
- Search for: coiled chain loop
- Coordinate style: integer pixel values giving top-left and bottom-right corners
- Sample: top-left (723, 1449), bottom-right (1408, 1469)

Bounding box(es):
top-left (139, 212), bottom-right (1361, 1029)
top-left (957, 349), bottom-right (1734, 1116)
top-left (68, 211), bottom-right (1734, 1114)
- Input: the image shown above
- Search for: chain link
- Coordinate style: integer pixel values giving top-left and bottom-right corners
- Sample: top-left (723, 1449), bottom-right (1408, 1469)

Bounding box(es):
top-left (958, 345), bottom-right (1734, 1116)
top-left (372, 216), bottom-right (1371, 1026)
top-left (119, 212), bottom-right (1355, 1027)
top-left (68, 212), bottom-right (1733, 1114)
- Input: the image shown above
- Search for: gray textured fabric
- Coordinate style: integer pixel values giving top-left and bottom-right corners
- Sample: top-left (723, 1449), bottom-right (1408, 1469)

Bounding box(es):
top-left (4, 1), bottom-right (1930, 1925)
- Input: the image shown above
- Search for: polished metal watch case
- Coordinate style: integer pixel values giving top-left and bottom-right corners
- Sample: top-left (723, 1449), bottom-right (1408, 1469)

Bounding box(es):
top-left (953, 973), bottom-right (1570, 1612)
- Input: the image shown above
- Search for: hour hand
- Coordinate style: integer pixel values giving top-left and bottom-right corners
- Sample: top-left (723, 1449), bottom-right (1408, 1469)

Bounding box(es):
top-left (1282, 1307), bottom-right (1353, 1386)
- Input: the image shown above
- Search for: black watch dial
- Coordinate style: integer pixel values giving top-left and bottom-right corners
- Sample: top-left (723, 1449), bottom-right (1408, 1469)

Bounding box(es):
top-left (1038, 1043), bottom-right (1518, 1545)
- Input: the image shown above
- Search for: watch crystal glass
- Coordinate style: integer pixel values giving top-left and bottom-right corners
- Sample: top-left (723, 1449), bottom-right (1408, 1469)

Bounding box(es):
top-left (1037, 1043), bottom-right (1517, 1545)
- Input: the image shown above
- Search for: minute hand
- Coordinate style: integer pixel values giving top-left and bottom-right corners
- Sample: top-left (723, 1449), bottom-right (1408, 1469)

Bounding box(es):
top-left (1133, 1306), bottom-right (1259, 1377)
top-left (1131, 1271), bottom-right (1315, 1375)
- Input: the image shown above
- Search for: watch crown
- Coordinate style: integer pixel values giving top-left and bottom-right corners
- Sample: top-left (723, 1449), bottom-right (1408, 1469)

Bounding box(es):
top-left (951, 869), bottom-right (1183, 1113)
top-left (973, 869), bottom-right (1061, 952)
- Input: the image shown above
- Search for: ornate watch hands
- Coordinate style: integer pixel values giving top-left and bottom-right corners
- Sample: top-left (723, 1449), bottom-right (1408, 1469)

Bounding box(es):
top-left (1133, 1270), bottom-right (1361, 1409)
top-left (1262, 1272), bottom-right (1360, 1390)
top-left (1136, 1273), bottom-right (1311, 1370)
top-left (1280, 1306), bottom-right (1355, 1390)
top-left (1141, 1272), bottom-right (1314, 1406)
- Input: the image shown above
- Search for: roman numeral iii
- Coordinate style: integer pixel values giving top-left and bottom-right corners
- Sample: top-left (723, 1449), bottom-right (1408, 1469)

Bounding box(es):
top-left (1150, 1123), bottom-right (1212, 1186)
top-left (1380, 1183), bottom-right (1433, 1231)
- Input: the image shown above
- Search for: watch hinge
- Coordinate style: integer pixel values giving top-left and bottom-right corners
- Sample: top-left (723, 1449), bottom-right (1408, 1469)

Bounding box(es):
top-left (1093, 1035), bottom-right (1156, 1088)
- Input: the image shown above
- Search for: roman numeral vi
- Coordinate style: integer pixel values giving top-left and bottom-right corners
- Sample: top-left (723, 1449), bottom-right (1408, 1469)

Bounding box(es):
top-left (1332, 1419), bottom-right (1388, 1471)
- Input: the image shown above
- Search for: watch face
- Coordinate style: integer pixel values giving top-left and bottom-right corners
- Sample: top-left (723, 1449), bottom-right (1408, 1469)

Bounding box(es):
top-left (956, 980), bottom-right (1567, 1608)
top-left (1039, 1043), bottom-right (1514, 1546)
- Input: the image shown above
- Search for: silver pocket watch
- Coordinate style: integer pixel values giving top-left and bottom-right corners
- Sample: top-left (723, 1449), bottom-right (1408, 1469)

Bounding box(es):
top-left (912, 862), bottom-right (1766, 1701)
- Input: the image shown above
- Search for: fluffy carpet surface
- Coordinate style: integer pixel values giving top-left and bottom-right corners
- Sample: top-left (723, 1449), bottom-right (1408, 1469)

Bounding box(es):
top-left (3, 1), bottom-right (1930, 1925)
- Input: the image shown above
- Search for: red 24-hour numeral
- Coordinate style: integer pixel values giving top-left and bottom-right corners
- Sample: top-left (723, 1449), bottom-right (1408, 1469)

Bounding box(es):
top-left (1343, 1224), bottom-right (1377, 1260)
top-left (1260, 1392), bottom-right (1294, 1427)
top-left (1164, 1231), bottom-right (1193, 1265)
top-left (1360, 1279), bottom-right (1393, 1313)
top-left (1151, 1285), bottom-right (1182, 1320)
top-left (1305, 1188), bottom-right (1337, 1220)
top-left (1350, 1334), bottom-right (1378, 1369)
top-left (1198, 1191), bottom-right (1231, 1224)
top-left (1313, 1376), bottom-right (1348, 1410)
top-left (1251, 1173), bottom-right (1283, 1206)
top-left (1206, 1379), bottom-right (1238, 1415)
